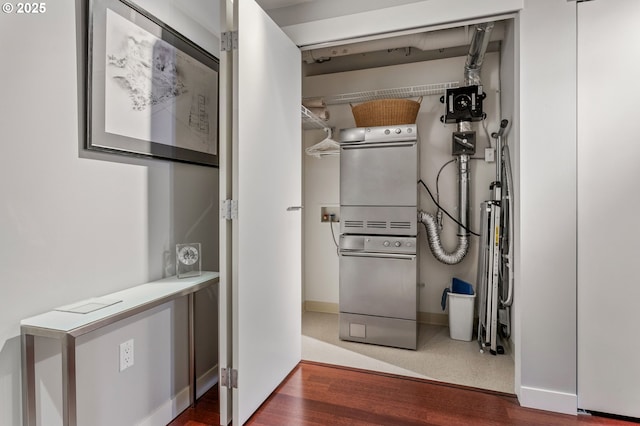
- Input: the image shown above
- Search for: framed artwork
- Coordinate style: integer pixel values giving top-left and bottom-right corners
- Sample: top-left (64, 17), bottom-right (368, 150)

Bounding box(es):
top-left (86, 0), bottom-right (219, 167)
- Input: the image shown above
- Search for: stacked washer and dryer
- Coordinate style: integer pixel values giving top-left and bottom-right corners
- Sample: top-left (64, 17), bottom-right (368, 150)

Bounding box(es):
top-left (337, 124), bottom-right (419, 350)
top-left (335, 22), bottom-right (506, 353)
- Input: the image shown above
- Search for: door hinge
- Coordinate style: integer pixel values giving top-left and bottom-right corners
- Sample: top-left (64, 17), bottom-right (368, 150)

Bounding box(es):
top-left (220, 367), bottom-right (238, 389)
top-left (221, 199), bottom-right (238, 220)
top-left (221, 31), bottom-right (238, 51)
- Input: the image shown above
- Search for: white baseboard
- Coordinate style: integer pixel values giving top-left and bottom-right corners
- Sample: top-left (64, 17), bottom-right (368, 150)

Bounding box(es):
top-left (519, 386), bottom-right (577, 416)
top-left (137, 364), bottom-right (219, 426)
top-left (137, 388), bottom-right (190, 426)
top-left (197, 364), bottom-right (219, 399)
top-left (417, 311), bottom-right (448, 326)
top-left (304, 301), bottom-right (339, 314)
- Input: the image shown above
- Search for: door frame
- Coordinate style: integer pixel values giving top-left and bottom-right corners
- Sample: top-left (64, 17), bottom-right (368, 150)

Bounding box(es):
top-left (219, 0), bottom-right (583, 421)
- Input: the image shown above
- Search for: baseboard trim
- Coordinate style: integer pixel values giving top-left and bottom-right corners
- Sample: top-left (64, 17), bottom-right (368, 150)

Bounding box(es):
top-left (138, 365), bottom-right (219, 426)
top-left (304, 301), bottom-right (448, 326)
top-left (197, 364), bottom-right (219, 399)
top-left (304, 301), bottom-right (339, 314)
top-left (417, 311), bottom-right (448, 326)
top-left (519, 385), bottom-right (577, 416)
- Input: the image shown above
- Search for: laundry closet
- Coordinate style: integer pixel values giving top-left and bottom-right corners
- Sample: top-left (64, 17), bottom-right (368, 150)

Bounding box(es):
top-left (220, 0), bottom-right (595, 424)
top-left (298, 16), bottom-right (517, 393)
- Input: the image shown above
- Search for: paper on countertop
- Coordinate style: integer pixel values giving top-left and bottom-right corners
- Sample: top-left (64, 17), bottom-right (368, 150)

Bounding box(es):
top-left (55, 297), bottom-right (123, 314)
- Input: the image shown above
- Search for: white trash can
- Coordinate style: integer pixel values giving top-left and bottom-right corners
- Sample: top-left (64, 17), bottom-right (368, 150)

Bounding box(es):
top-left (448, 292), bottom-right (476, 341)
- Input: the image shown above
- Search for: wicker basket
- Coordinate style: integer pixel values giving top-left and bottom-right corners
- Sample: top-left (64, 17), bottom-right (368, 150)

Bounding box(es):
top-left (350, 97), bottom-right (422, 127)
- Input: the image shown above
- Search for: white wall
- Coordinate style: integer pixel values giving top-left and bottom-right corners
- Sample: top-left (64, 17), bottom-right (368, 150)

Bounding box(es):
top-left (303, 54), bottom-right (500, 317)
top-left (0, 1), bottom-right (220, 424)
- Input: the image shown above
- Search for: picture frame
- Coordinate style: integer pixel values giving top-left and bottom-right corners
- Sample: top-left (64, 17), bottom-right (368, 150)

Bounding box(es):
top-left (86, 0), bottom-right (219, 167)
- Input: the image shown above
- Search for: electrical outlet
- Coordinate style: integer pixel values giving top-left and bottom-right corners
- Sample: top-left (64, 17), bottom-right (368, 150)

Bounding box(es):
top-left (119, 339), bottom-right (134, 372)
top-left (484, 147), bottom-right (495, 162)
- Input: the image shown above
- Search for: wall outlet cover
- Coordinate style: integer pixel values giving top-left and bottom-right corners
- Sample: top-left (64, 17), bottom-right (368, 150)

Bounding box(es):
top-left (119, 339), bottom-right (134, 372)
top-left (485, 147), bottom-right (495, 162)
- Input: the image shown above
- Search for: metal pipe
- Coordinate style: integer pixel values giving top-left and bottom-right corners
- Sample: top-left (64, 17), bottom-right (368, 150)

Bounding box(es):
top-left (417, 152), bottom-right (470, 265)
top-left (458, 153), bottom-right (470, 237)
top-left (495, 131), bottom-right (503, 183)
top-left (500, 144), bottom-right (515, 307)
top-left (464, 22), bottom-right (494, 86)
top-left (492, 119), bottom-right (508, 184)
top-left (420, 23), bottom-right (494, 265)
top-left (302, 23), bottom-right (504, 64)
top-left (456, 120), bottom-right (472, 240)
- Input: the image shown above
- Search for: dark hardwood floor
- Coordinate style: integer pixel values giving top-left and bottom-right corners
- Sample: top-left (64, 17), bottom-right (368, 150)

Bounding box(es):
top-left (168, 384), bottom-right (220, 426)
top-left (169, 361), bottom-right (637, 426)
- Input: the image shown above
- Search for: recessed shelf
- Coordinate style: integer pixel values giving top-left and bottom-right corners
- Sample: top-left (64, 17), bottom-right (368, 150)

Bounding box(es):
top-left (301, 105), bottom-right (329, 130)
top-left (303, 81), bottom-right (460, 106)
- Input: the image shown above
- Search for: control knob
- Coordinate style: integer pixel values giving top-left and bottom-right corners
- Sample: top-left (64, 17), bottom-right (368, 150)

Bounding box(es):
top-left (394, 241), bottom-right (401, 247)
top-left (383, 241), bottom-right (390, 247)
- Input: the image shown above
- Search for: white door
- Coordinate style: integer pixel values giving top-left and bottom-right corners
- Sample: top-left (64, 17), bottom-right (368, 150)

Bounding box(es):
top-left (219, 0), bottom-right (302, 424)
top-left (577, 0), bottom-right (640, 418)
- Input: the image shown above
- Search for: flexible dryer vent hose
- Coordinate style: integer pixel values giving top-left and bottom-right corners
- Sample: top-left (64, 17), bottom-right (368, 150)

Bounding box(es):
top-left (418, 22), bottom-right (494, 266)
top-left (418, 211), bottom-right (469, 265)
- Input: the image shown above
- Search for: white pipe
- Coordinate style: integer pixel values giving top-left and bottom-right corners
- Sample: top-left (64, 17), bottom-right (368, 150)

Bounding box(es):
top-left (303, 22), bottom-right (504, 64)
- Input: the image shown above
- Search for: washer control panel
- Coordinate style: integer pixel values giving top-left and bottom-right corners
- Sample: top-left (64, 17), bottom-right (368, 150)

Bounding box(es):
top-left (364, 236), bottom-right (416, 254)
top-left (365, 124), bottom-right (417, 142)
top-left (339, 124), bottom-right (417, 144)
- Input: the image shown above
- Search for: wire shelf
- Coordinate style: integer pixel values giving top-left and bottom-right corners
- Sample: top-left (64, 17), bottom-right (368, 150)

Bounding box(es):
top-left (303, 81), bottom-right (460, 106)
top-left (301, 105), bottom-right (330, 130)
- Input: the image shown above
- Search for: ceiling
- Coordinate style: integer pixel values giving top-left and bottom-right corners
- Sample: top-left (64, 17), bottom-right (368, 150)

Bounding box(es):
top-left (181, 0), bottom-right (427, 37)
top-left (178, 0), bottom-right (498, 75)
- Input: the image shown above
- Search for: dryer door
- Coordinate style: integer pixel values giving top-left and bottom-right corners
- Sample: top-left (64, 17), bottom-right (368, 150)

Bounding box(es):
top-left (340, 141), bottom-right (418, 207)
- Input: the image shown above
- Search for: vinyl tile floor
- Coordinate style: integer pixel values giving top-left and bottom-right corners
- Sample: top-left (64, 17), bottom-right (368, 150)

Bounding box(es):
top-left (301, 311), bottom-right (515, 394)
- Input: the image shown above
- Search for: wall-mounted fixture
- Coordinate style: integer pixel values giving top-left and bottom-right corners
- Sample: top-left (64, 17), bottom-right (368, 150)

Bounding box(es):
top-left (321, 206), bottom-right (340, 222)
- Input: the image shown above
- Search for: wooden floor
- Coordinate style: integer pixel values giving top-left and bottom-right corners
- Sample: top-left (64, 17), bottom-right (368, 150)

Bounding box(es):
top-left (170, 361), bottom-right (637, 426)
top-left (168, 384), bottom-right (220, 426)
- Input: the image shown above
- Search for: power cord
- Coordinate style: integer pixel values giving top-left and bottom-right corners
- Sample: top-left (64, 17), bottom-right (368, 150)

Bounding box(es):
top-left (435, 158), bottom-right (457, 212)
top-left (328, 214), bottom-right (339, 256)
top-left (418, 179), bottom-right (480, 237)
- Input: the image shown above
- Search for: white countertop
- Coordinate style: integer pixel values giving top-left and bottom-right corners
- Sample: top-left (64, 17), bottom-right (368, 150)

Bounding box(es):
top-left (21, 272), bottom-right (219, 334)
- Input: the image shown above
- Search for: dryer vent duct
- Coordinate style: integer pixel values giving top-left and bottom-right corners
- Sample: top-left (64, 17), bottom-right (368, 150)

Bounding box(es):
top-left (464, 21), bottom-right (495, 86)
top-left (420, 21), bottom-right (494, 265)
top-left (302, 22), bottom-right (504, 64)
